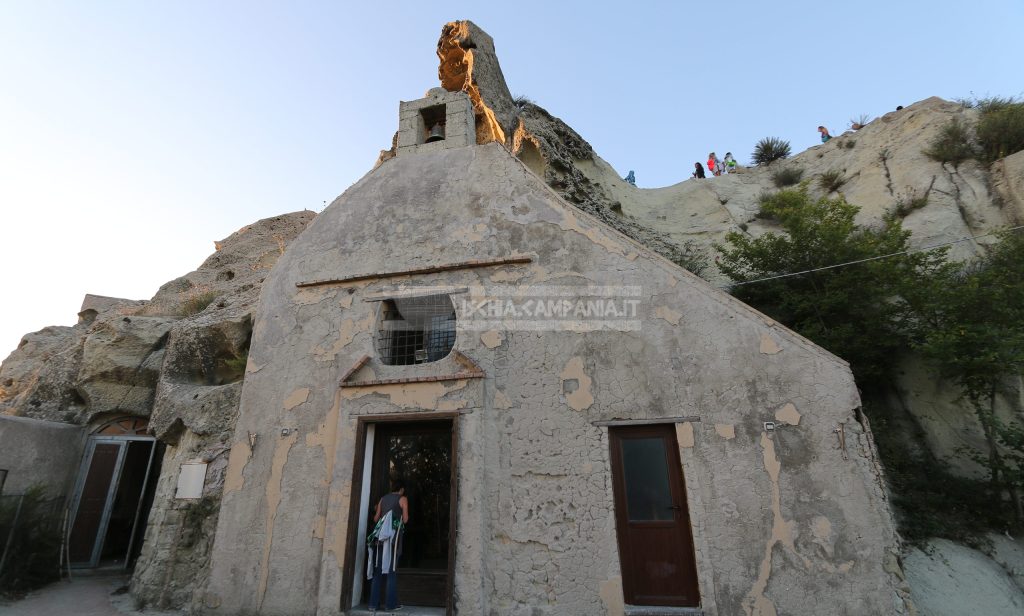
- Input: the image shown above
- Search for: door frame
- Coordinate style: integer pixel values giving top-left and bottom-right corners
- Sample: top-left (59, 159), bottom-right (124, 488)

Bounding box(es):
top-left (340, 412), bottom-right (460, 615)
top-left (67, 434), bottom-right (156, 568)
top-left (608, 423), bottom-right (700, 607)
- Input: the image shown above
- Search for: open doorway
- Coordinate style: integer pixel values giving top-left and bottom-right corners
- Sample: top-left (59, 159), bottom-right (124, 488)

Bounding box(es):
top-left (345, 415), bottom-right (458, 614)
top-left (67, 417), bottom-right (160, 569)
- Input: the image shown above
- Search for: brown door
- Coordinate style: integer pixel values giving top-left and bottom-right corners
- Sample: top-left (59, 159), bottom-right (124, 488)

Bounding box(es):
top-left (609, 424), bottom-right (700, 607)
top-left (364, 420), bottom-right (454, 608)
top-left (69, 443), bottom-right (122, 564)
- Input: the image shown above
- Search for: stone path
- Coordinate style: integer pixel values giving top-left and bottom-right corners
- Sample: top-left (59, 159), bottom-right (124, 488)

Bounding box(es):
top-left (0, 573), bottom-right (181, 616)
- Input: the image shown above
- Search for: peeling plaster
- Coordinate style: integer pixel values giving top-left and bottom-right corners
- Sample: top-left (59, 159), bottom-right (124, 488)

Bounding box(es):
top-left (222, 440), bottom-right (251, 495)
top-left (775, 403), bottom-right (801, 426)
top-left (715, 424), bottom-right (736, 440)
top-left (559, 356), bottom-right (594, 411)
top-left (743, 433), bottom-right (811, 616)
top-left (257, 431), bottom-right (298, 609)
top-left (341, 379), bottom-right (470, 410)
top-left (759, 333), bottom-right (782, 355)
top-left (305, 390), bottom-right (342, 489)
top-left (493, 388), bottom-right (513, 409)
top-left (312, 514), bottom-right (326, 540)
top-left (489, 268), bottom-right (528, 283)
top-left (314, 312), bottom-right (374, 362)
top-left (556, 208), bottom-right (629, 257)
top-left (598, 576), bottom-right (625, 616)
top-left (283, 388), bottom-right (310, 411)
top-left (676, 422), bottom-right (695, 448)
top-left (451, 222), bottom-right (489, 242)
top-left (293, 288), bottom-right (339, 306)
top-left (480, 329), bottom-right (504, 349)
top-left (654, 306), bottom-right (683, 326)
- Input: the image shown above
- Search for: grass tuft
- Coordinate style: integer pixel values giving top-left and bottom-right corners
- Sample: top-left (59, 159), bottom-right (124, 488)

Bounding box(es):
top-left (818, 169), bottom-right (847, 193)
top-left (771, 166), bottom-right (804, 188)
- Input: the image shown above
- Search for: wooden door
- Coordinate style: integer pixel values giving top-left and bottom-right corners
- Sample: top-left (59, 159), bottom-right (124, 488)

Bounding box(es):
top-left (609, 424), bottom-right (700, 607)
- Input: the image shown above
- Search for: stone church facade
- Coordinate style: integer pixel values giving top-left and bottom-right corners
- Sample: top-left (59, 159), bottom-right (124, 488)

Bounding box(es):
top-left (198, 87), bottom-right (909, 615)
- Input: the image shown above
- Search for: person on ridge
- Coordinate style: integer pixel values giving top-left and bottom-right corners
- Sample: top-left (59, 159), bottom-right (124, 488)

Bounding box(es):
top-left (624, 170), bottom-right (636, 186)
top-left (367, 479), bottom-right (410, 613)
top-left (707, 152), bottom-right (722, 176)
top-left (692, 162), bottom-right (706, 179)
top-left (723, 152), bottom-right (737, 174)
top-left (818, 126), bottom-right (832, 143)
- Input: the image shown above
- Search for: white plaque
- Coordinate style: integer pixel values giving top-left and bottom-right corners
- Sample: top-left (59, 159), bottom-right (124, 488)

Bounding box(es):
top-left (175, 462), bottom-right (208, 499)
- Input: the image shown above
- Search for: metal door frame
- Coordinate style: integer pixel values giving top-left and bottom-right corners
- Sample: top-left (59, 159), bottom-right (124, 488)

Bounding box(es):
top-left (67, 435), bottom-right (156, 568)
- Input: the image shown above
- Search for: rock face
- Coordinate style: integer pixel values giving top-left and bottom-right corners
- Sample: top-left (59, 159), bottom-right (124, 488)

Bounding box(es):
top-left (2, 19), bottom-right (1023, 614)
top-left (0, 210), bottom-right (316, 609)
top-left (905, 537), bottom-right (1024, 616)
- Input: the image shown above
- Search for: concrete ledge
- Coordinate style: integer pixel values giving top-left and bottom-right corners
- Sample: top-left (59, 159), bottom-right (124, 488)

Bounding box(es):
top-left (625, 606), bottom-right (704, 616)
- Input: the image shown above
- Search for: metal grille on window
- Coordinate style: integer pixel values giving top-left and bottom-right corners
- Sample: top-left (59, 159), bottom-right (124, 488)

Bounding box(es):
top-left (376, 294), bottom-right (456, 365)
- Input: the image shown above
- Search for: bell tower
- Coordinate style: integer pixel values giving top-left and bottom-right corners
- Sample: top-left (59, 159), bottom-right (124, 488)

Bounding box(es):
top-left (396, 87), bottom-right (476, 156)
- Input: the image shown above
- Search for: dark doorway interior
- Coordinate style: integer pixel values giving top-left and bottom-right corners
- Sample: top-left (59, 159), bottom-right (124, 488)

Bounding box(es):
top-left (362, 420), bottom-right (453, 608)
top-left (69, 434), bottom-right (159, 569)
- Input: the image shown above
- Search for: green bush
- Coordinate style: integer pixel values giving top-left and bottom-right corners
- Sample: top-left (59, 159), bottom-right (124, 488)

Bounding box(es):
top-left (893, 189), bottom-right (929, 217)
top-left (178, 290), bottom-right (218, 317)
top-left (771, 166), bottom-right (804, 188)
top-left (818, 169), bottom-right (847, 193)
top-left (0, 486), bottom-right (62, 596)
top-left (975, 99), bottom-right (1024, 163)
top-left (870, 403), bottom-right (1009, 546)
top-left (924, 118), bottom-right (976, 166)
top-left (751, 137), bottom-right (791, 166)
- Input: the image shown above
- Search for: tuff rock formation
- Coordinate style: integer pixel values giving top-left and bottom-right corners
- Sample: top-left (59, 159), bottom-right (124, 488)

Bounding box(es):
top-left (2, 19), bottom-right (1024, 614)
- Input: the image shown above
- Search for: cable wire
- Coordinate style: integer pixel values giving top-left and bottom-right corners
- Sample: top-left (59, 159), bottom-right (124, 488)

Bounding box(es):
top-left (720, 224), bottom-right (1024, 288)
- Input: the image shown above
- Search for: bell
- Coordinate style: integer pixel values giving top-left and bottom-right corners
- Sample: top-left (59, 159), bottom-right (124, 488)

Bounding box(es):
top-left (426, 122), bottom-right (446, 143)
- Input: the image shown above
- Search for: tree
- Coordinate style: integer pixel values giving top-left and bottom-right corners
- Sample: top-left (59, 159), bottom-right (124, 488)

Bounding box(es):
top-left (912, 230), bottom-right (1024, 521)
top-left (716, 187), bottom-right (949, 385)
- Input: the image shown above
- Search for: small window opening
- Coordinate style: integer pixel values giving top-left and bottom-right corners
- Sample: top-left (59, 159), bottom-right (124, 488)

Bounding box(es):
top-left (375, 295), bottom-right (456, 365)
top-left (421, 105), bottom-right (447, 144)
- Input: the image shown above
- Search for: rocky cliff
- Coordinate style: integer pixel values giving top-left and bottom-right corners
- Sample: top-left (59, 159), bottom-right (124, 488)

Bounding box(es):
top-left (2, 19), bottom-right (1023, 613)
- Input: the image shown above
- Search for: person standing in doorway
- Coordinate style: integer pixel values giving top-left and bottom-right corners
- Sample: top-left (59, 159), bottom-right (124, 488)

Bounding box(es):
top-left (368, 479), bottom-right (409, 612)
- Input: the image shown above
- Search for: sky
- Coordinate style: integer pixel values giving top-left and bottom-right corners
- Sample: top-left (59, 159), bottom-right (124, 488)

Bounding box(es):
top-left (1, 0), bottom-right (1022, 359)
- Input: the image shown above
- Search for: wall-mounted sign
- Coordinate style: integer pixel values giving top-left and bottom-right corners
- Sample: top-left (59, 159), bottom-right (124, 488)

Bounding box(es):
top-left (175, 462), bottom-right (208, 499)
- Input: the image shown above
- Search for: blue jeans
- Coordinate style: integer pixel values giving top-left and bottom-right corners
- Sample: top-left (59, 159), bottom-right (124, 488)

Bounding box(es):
top-left (369, 563), bottom-right (398, 610)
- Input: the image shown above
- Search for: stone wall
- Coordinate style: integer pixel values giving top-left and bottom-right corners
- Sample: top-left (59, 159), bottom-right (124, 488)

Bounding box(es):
top-left (0, 415), bottom-right (85, 498)
top-left (202, 143), bottom-right (909, 615)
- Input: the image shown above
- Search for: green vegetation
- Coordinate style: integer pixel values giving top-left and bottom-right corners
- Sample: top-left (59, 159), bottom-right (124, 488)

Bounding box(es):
top-left (669, 239), bottom-right (710, 279)
top-left (818, 169), bottom-right (847, 193)
top-left (717, 187), bottom-right (946, 382)
top-left (893, 188), bottom-right (929, 217)
top-left (974, 97), bottom-right (1024, 163)
top-left (771, 166), bottom-right (804, 188)
top-left (717, 187), bottom-right (1024, 537)
top-left (925, 97), bottom-right (1024, 166)
top-left (178, 290), bottom-right (218, 317)
top-left (924, 118), bottom-right (975, 166)
top-left (751, 137), bottom-right (791, 166)
top-left (910, 230), bottom-right (1024, 521)
top-left (0, 486), bottom-right (62, 596)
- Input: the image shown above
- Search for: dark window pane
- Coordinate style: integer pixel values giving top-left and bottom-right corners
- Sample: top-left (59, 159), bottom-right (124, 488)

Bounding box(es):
top-left (621, 437), bottom-right (673, 521)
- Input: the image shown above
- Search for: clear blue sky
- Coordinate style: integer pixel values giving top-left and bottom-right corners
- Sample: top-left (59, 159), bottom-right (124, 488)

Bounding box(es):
top-left (1, 1), bottom-right (1021, 358)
